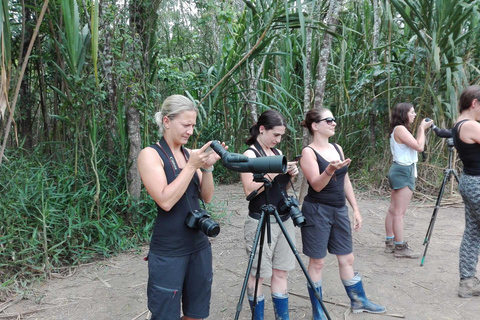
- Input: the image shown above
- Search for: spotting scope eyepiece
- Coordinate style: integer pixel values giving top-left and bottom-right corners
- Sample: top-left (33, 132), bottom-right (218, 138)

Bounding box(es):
top-left (210, 141), bottom-right (287, 173)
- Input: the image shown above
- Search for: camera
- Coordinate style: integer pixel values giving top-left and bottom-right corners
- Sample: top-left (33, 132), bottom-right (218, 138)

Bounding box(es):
top-left (278, 196), bottom-right (306, 227)
top-left (185, 209), bottom-right (220, 237)
top-left (210, 140), bottom-right (287, 173)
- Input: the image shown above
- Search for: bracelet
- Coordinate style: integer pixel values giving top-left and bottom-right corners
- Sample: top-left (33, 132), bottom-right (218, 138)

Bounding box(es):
top-left (200, 165), bottom-right (214, 173)
top-left (324, 170), bottom-right (334, 176)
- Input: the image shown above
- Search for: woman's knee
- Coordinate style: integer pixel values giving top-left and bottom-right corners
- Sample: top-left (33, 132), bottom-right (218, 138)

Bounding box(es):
top-left (271, 269), bottom-right (288, 282)
top-left (309, 258), bottom-right (325, 272)
top-left (337, 254), bottom-right (354, 268)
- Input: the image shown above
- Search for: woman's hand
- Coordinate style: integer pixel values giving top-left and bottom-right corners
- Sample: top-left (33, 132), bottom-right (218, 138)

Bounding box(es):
top-left (326, 158), bottom-right (351, 174)
top-left (287, 161), bottom-right (299, 177)
top-left (353, 210), bottom-right (362, 231)
top-left (420, 118), bottom-right (434, 130)
top-left (200, 141), bottom-right (228, 169)
top-left (188, 142), bottom-right (218, 170)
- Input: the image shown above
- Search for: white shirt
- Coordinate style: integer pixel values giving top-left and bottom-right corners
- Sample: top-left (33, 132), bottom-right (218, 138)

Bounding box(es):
top-left (390, 126), bottom-right (418, 177)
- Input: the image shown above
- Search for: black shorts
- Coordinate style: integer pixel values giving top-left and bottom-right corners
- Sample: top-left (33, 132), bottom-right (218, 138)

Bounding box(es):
top-left (301, 201), bottom-right (353, 259)
top-left (147, 246), bottom-right (213, 320)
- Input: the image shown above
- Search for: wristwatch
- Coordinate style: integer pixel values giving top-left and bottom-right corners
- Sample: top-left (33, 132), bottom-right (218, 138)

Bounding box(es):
top-left (200, 165), bottom-right (214, 173)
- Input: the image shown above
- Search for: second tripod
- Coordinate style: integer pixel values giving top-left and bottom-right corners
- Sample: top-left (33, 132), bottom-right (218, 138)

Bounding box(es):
top-left (234, 174), bottom-right (332, 320)
top-left (421, 137), bottom-right (460, 266)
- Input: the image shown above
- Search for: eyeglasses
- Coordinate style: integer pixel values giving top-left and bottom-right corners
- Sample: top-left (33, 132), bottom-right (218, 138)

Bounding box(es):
top-left (318, 117), bottom-right (336, 125)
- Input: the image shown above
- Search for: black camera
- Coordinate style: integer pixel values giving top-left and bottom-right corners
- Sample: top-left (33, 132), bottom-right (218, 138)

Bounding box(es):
top-left (185, 209), bottom-right (220, 237)
top-left (278, 196), bottom-right (306, 227)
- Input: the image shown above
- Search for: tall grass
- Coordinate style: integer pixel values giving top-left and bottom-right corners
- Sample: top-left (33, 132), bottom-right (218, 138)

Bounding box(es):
top-left (0, 145), bottom-right (156, 287)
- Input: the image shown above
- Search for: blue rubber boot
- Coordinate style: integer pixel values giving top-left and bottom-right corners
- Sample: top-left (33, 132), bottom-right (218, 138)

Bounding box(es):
top-left (248, 294), bottom-right (265, 320)
top-left (307, 282), bottom-right (327, 320)
top-left (342, 273), bottom-right (386, 314)
top-left (271, 293), bottom-right (290, 320)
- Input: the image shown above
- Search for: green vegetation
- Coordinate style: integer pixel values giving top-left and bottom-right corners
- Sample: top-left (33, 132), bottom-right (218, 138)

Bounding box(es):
top-left (1, 0), bottom-right (479, 289)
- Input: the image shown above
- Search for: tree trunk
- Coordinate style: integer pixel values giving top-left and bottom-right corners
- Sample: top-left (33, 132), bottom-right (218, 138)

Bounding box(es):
top-left (369, 0), bottom-right (381, 152)
top-left (17, 4), bottom-right (35, 149)
top-left (313, 0), bottom-right (343, 109)
top-left (246, 60), bottom-right (259, 123)
top-left (100, 0), bottom-right (117, 154)
top-left (126, 106), bottom-right (141, 201)
top-left (299, 2), bottom-right (317, 203)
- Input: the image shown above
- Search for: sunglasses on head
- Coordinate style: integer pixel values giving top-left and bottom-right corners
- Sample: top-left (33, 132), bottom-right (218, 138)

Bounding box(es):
top-left (318, 117), bottom-right (336, 125)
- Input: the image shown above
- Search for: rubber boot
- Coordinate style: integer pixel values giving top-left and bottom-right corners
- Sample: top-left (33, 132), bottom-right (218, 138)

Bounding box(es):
top-left (248, 294), bottom-right (265, 320)
top-left (307, 282), bottom-right (327, 320)
top-left (271, 293), bottom-right (290, 320)
top-left (342, 273), bottom-right (386, 314)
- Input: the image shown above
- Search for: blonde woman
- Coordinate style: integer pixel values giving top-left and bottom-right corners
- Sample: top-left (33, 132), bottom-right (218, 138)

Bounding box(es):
top-left (138, 95), bottom-right (225, 320)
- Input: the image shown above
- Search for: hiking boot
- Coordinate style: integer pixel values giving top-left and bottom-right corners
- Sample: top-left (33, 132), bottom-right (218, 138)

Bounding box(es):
top-left (384, 238), bottom-right (395, 253)
top-left (394, 242), bottom-right (419, 259)
top-left (458, 277), bottom-right (480, 298)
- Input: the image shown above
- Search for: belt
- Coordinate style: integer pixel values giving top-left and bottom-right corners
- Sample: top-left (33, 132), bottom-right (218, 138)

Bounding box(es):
top-left (249, 211), bottom-right (290, 222)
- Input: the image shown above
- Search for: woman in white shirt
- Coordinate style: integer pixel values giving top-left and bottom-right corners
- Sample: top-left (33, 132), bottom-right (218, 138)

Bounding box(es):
top-left (386, 103), bottom-right (432, 258)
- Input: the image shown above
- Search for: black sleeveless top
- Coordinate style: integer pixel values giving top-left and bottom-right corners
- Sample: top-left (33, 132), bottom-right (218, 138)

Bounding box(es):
top-left (246, 147), bottom-right (290, 213)
top-left (304, 144), bottom-right (348, 207)
top-left (452, 120), bottom-right (480, 176)
top-left (148, 143), bottom-right (210, 256)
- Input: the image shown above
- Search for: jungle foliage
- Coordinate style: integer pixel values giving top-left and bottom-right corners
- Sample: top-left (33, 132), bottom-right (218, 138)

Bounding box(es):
top-left (1, 0), bottom-right (479, 288)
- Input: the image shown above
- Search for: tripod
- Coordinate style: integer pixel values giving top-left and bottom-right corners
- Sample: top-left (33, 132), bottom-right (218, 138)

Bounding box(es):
top-left (234, 174), bottom-right (331, 320)
top-left (420, 138), bottom-right (460, 266)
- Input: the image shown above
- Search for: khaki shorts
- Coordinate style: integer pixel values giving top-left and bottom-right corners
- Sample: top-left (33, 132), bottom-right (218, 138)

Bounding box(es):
top-left (244, 215), bottom-right (296, 279)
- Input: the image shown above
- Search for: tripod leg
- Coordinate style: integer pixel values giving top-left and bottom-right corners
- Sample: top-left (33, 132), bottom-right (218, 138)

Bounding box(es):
top-left (453, 170), bottom-right (460, 184)
top-left (270, 209), bottom-right (332, 320)
top-left (235, 213), bottom-right (267, 320)
top-left (420, 170), bottom-right (450, 266)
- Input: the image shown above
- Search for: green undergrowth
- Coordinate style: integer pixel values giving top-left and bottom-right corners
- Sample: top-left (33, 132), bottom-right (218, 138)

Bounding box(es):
top-left (0, 146), bottom-right (231, 295)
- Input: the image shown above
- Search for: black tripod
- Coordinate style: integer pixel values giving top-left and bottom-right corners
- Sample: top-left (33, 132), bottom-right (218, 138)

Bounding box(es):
top-left (420, 138), bottom-right (460, 266)
top-left (234, 174), bottom-right (331, 320)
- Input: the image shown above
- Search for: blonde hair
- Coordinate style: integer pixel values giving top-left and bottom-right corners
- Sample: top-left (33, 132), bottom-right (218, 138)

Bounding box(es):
top-left (154, 95), bottom-right (198, 135)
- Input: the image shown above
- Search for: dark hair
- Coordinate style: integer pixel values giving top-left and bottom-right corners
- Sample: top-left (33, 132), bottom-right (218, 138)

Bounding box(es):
top-left (245, 109), bottom-right (287, 145)
top-left (300, 108), bottom-right (328, 135)
top-left (389, 103), bottom-right (413, 134)
top-left (458, 85), bottom-right (480, 113)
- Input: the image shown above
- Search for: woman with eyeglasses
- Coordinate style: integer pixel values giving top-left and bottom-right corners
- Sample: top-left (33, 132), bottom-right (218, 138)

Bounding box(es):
top-left (240, 109), bottom-right (299, 320)
top-left (137, 95), bottom-right (226, 320)
top-left (452, 85), bottom-right (480, 298)
top-left (385, 103), bottom-right (432, 259)
top-left (299, 108), bottom-right (385, 319)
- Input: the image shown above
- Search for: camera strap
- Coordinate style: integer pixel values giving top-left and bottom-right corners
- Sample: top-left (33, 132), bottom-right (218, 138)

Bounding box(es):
top-left (157, 137), bottom-right (206, 211)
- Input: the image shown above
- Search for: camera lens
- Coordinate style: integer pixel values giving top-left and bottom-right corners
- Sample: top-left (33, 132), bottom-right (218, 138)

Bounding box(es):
top-left (278, 196), bottom-right (306, 227)
top-left (198, 217), bottom-right (220, 237)
top-left (289, 206), bottom-right (306, 227)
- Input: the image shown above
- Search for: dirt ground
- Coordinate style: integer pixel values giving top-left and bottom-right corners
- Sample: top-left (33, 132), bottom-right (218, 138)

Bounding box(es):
top-left (2, 182), bottom-right (480, 320)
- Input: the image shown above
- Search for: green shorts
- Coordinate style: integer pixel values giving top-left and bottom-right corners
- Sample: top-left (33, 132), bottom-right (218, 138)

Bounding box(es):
top-left (388, 162), bottom-right (416, 191)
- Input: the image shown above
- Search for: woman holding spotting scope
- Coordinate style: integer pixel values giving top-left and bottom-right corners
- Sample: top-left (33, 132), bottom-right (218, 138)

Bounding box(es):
top-left (137, 95), bottom-right (226, 320)
top-left (452, 85), bottom-right (480, 298)
top-left (240, 109), bottom-right (299, 320)
top-left (386, 103), bottom-right (432, 258)
top-left (300, 108), bottom-right (385, 319)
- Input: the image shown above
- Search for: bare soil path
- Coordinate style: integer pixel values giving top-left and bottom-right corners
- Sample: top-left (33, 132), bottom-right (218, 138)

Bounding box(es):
top-left (3, 183), bottom-right (480, 320)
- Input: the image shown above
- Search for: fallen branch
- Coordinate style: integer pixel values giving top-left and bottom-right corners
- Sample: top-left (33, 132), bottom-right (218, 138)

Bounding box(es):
top-left (0, 302), bottom-right (77, 319)
top-left (93, 272), bottom-right (112, 288)
top-left (131, 309), bottom-right (149, 320)
top-left (0, 296), bottom-right (22, 313)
